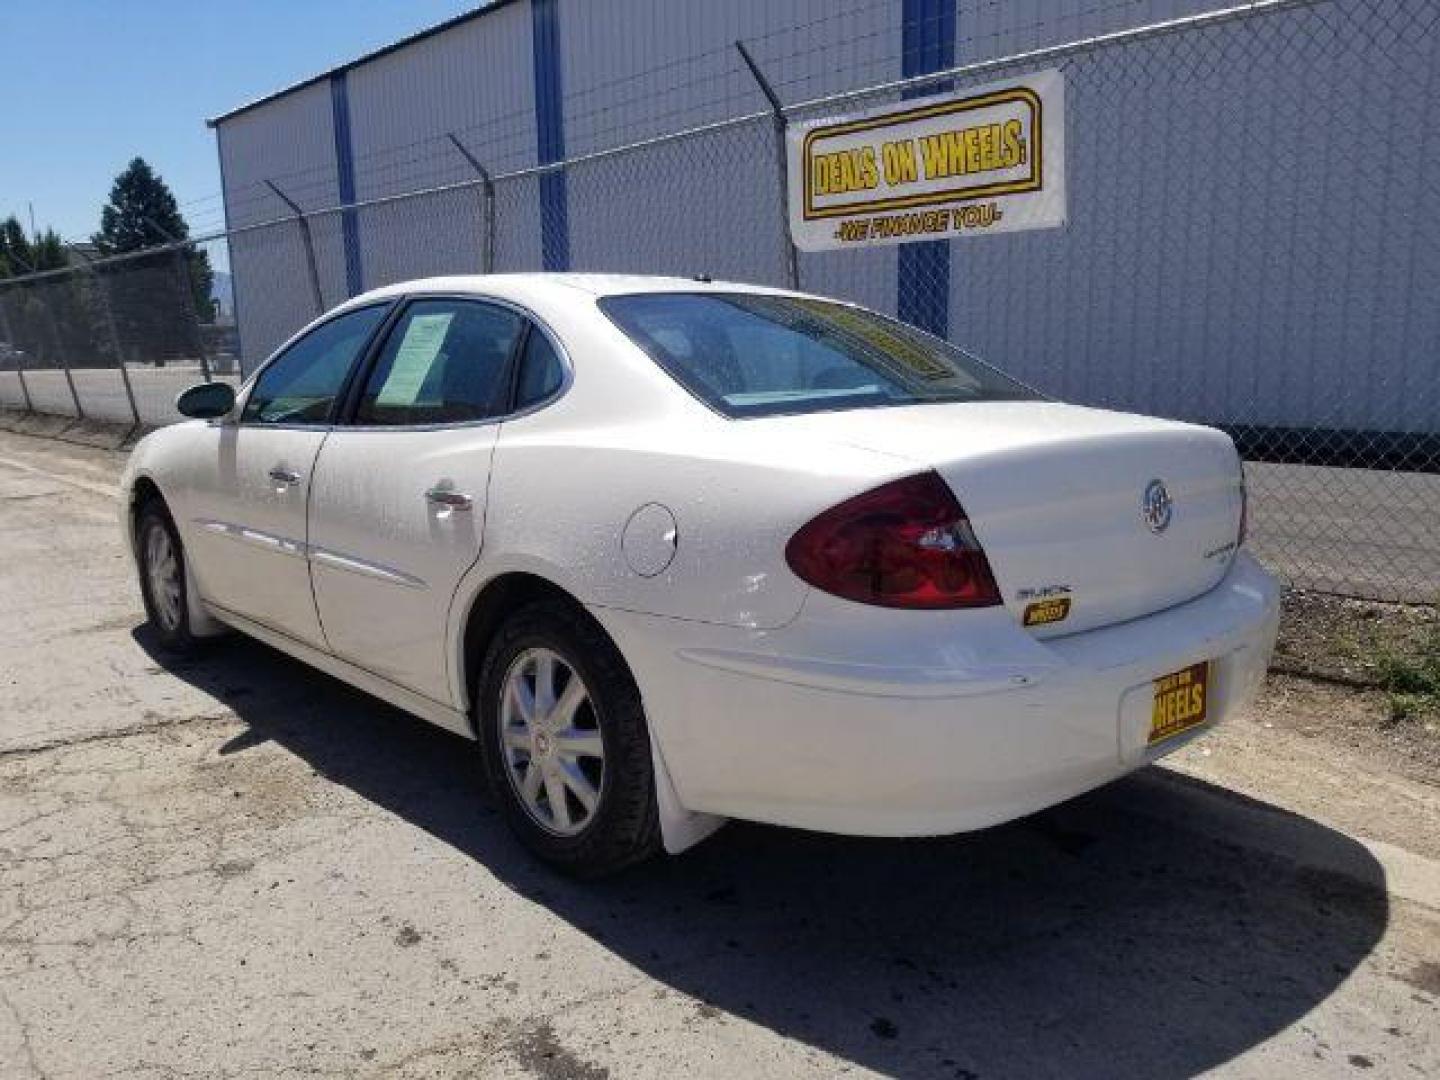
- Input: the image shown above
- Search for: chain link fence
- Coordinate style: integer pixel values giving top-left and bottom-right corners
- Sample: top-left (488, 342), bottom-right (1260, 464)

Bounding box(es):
top-left (1, 0), bottom-right (1435, 602)
top-left (0, 238), bottom-right (243, 427)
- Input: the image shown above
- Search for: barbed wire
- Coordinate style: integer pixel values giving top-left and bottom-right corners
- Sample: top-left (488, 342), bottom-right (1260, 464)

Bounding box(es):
top-left (51, 1), bottom-right (1277, 237)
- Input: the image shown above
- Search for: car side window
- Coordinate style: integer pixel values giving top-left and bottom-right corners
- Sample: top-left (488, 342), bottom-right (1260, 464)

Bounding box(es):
top-left (355, 299), bottom-right (524, 426)
top-left (514, 324), bottom-right (565, 410)
top-left (241, 305), bottom-right (389, 425)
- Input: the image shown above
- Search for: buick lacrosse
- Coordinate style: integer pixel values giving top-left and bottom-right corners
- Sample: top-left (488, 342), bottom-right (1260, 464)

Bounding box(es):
top-left (122, 274), bottom-right (1280, 876)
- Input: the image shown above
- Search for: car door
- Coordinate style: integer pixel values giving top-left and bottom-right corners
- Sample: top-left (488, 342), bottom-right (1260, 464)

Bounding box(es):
top-left (306, 297), bottom-right (544, 703)
top-left (181, 303), bottom-right (391, 648)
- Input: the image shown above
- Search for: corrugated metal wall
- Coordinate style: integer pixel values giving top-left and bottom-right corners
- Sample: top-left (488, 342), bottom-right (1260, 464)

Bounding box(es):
top-left (347, 3), bottom-right (542, 283)
top-left (558, 0), bottom-right (901, 310)
top-left (217, 81), bottom-right (339, 365)
top-left (944, 0), bottom-right (1440, 433)
top-left (212, 0), bottom-right (1440, 437)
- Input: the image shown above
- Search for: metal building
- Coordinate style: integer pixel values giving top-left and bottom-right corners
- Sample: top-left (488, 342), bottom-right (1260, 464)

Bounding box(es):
top-left (208, 0), bottom-right (1439, 449)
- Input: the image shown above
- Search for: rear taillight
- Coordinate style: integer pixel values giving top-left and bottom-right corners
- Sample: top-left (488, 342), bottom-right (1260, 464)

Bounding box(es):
top-left (785, 472), bottom-right (1002, 609)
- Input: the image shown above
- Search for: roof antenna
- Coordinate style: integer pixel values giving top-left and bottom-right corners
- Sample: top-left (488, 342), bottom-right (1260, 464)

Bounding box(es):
top-left (693, 272), bottom-right (712, 283)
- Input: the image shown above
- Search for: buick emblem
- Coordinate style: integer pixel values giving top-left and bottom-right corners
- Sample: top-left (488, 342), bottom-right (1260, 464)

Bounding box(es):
top-left (1142, 479), bottom-right (1173, 534)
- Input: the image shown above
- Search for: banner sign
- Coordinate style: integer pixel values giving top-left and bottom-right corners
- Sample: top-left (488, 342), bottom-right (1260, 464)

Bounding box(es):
top-left (787, 69), bottom-right (1066, 252)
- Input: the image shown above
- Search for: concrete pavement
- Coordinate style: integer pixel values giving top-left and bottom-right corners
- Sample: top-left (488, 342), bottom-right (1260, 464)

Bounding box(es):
top-left (0, 429), bottom-right (1436, 1079)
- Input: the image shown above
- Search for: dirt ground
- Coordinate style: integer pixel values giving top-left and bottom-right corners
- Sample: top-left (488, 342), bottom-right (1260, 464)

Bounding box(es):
top-left (1267, 592), bottom-right (1440, 784)
top-left (1274, 591), bottom-right (1440, 688)
top-left (1, 423), bottom-right (1437, 1079)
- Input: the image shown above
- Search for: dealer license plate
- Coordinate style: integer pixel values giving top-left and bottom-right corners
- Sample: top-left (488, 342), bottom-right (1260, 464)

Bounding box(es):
top-left (1149, 661), bottom-right (1211, 745)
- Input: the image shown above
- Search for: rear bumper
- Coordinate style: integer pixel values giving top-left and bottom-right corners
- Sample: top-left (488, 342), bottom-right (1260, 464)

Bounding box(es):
top-left (594, 551), bottom-right (1280, 836)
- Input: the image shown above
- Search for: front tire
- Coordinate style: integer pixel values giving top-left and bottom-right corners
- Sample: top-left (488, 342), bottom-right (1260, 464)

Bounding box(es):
top-left (476, 599), bottom-right (660, 877)
top-left (135, 499), bottom-right (198, 654)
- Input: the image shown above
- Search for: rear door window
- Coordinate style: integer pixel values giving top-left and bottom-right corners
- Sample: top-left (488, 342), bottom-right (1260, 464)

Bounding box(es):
top-left (355, 299), bottom-right (524, 426)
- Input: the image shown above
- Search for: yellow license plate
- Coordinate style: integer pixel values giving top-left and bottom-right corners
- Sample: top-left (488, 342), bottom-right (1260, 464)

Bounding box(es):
top-left (1149, 661), bottom-right (1210, 745)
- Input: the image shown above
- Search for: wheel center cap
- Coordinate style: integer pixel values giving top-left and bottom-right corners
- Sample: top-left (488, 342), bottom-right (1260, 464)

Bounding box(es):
top-left (533, 731), bottom-right (553, 757)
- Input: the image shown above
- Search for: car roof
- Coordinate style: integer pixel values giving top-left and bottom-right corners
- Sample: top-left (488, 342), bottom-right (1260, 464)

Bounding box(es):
top-left (337, 273), bottom-right (802, 312)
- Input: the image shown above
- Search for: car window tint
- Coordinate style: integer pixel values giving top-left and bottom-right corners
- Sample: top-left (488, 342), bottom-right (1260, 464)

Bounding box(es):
top-left (355, 299), bottom-right (523, 426)
top-left (241, 305), bottom-right (388, 425)
top-left (514, 326), bottom-right (565, 410)
top-left (600, 293), bottom-right (1038, 419)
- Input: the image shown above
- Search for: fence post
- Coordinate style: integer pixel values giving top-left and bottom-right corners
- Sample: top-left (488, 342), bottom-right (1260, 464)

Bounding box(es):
top-left (0, 288), bottom-right (35, 414)
top-left (264, 180), bottom-right (325, 316)
top-left (68, 248), bottom-right (141, 428)
top-left (736, 39), bottom-right (800, 291)
top-left (446, 134), bottom-right (497, 274)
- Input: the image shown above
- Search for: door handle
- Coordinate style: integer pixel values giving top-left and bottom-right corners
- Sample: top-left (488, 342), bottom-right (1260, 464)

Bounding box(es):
top-left (425, 488), bottom-right (473, 511)
top-left (268, 467), bottom-right (302, 486)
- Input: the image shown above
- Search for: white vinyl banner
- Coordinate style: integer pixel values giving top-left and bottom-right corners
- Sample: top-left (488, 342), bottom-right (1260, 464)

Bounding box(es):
top-left (787, 69), bottom-right (1066, 252)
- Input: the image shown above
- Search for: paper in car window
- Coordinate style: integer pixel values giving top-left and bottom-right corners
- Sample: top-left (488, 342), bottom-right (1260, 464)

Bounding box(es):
top-left (791, 298), bottom-right (953, 381)
top-left (377, 312), bottom-right (453, 405)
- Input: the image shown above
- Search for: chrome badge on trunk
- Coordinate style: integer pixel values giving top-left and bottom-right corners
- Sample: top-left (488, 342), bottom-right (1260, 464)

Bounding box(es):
top-left (1142, 479), bottom-right (1173, 534)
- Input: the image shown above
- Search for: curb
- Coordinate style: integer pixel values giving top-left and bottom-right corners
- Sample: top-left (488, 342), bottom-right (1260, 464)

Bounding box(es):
top-left (0, 406), bottom-right (152, 451)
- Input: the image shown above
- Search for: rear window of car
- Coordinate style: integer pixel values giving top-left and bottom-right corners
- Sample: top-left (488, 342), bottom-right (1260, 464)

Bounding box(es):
top-left (599, 292), bottom-right (1037, 419)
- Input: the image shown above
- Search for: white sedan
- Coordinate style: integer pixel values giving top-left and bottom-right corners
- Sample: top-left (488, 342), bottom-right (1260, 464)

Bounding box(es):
top-left (121, 274), bottom-right (1280, 876)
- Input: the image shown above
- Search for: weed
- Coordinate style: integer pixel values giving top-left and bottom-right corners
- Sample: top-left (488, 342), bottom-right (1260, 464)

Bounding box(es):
top-left (1372, 624), bottom-right (1440, 724)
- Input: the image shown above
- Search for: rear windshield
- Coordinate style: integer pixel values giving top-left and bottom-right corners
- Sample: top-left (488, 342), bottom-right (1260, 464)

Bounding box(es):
top-left (599, 292), bottom-right (1037, 419)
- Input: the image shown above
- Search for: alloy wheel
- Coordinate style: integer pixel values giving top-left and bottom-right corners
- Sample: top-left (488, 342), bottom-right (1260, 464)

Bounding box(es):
top-left (499, 647), bottom-right (606, 836)
top-left (143, 521), bottom-right (184, 633)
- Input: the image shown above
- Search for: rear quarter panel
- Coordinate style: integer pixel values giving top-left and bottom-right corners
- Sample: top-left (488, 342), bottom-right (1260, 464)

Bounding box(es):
top-left (474, 410), bottom-right (908, 630)
top-left (450, 288), bottom-right (917, 650)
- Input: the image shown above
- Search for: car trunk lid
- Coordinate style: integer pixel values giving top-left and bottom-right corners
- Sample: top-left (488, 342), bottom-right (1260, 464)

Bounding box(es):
top-left (753, 401), bottom-right (1245, 635)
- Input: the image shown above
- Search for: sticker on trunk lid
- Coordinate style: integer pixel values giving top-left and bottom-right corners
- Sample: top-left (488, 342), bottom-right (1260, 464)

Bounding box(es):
top-left (1022, 595), bottom-right (1071, 626)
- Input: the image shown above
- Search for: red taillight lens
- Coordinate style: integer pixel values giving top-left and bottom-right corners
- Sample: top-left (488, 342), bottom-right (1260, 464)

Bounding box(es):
top-left (785, 471), bottom-right (1002, 609)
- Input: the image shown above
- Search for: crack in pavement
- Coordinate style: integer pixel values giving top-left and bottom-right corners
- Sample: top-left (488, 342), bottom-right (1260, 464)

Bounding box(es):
top-left (0, 983), bottom-right (47, 1079)
top-left (0, 712), bottom-right (236, 760)
top-left (0, 453), bottom-right (121, 500)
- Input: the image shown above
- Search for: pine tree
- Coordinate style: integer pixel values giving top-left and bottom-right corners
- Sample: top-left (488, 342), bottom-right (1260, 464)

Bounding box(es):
top-left (0, 219), bottom-right (96, 366)
top-left (30, 229), bottom-right (67, 273)
top-left (93, 158), bottom-right (188, 251)
top-left (91, 158), bottom-right (215, 361)
top-left (0, 219), bottom-right (66, 277)
top-left (0, 216), bottom-right (34, 278)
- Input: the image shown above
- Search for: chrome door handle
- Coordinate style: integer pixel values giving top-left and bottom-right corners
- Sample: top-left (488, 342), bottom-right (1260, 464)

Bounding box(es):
top-left (425, 488), bottom-right (472, 511)
top-left (268, 467), bottom-right (302, 485)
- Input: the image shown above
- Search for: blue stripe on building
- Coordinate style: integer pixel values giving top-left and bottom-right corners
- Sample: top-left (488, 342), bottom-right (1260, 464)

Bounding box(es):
top-left (532, 0), bottom-right (570, 271)
top-left (896, 0), bottom-right (955, 338)
top-left (330, 72), bottom-right (364, 297)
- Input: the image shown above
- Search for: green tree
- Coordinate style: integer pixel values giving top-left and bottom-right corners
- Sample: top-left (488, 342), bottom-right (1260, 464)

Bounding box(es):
top-left (91, 158), bottom-right (215, 362)
top-left (30, 228), bottom-right (68, 273)
top-left (0, 219), bottom-right (67, 278)
top-left (0, 216), bottom-right (34, 278)
top-left (0, 218), bottom-right (96, 366)
top-left (94, 159), bottom-right (182, 248)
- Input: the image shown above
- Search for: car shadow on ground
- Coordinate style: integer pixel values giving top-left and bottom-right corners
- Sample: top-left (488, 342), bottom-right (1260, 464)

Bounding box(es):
top-left (138, 627), bottom-right (1389, 1079)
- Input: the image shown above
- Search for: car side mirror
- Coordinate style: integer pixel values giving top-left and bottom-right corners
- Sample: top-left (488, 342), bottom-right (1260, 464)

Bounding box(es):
top-left (175, 381), bottom-right (236, 420)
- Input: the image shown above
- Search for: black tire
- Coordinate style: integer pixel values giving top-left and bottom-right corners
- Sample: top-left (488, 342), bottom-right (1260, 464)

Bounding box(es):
top-left (476, 598), bottom-right (661, 877)
top-left (135, 498), bottom-right (199, 655)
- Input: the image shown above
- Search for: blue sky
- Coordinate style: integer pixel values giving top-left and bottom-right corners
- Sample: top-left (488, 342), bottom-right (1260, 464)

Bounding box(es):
top-left (1, 0), bottom-right (480, 243)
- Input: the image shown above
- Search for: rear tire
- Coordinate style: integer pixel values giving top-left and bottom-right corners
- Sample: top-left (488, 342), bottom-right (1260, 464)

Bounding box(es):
top-left (476, 599), bottom-right (661, 877)
top-left (135, 498), bottom-right (199, 655)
